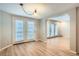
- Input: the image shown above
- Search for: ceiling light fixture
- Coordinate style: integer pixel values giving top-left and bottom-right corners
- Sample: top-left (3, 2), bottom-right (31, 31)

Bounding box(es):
top-left (20, 3), bottom-right (37, 15)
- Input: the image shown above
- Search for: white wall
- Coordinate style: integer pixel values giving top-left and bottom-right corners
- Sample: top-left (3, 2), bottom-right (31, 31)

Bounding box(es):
top-left (68, 8), bottom-right (76, 52)
top-left (52, 14), bottom-right (70, 49)
top-left (0, 11), bottom-right (12, 51)
top-left (57, 8), bottom-right (76, 52)
top-left (35, 19), bottom-right (41, 41)
top-left (2, 12), bottom-right (12, 47)
top-left (40, 19), bottom-right (47, 41)
top-left (59, 14), bottom-right (70, 40)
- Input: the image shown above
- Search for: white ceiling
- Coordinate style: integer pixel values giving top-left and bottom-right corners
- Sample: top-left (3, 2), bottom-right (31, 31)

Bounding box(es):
top-left (49, 14), bottom-right (70, 21)
top-left (0, 3), bottom-right (79, 19)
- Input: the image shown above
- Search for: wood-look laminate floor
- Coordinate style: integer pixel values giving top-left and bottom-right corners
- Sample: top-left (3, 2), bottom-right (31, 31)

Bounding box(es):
top-left (0, 37), bottom-right (76, 56)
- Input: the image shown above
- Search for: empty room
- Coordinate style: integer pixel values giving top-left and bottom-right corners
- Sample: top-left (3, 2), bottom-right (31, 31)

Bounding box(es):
top-left (0, 3), bottom-right (79, 56)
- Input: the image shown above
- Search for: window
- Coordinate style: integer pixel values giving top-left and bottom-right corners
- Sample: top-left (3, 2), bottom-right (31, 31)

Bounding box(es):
top-left (47, 21), bottom-right (50, 37)
top-left (16, 20), bottom-right (23, 41)
top-left (55, 24), bottom-right (59, 36)
top-left (50, 23), bottom-right (55, 37)
top-left (27, 21), bottom-right (35, 40)
top-left (47, 21), bottom-right (59, 38)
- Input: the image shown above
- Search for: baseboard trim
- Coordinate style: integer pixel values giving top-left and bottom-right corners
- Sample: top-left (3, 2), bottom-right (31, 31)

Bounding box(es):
top-left (14, 40), bottom-right (35, 45)
top-left (0, 44), bottom-right (13, 52)
top-left (14, 40), bottom-right (43, 45)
